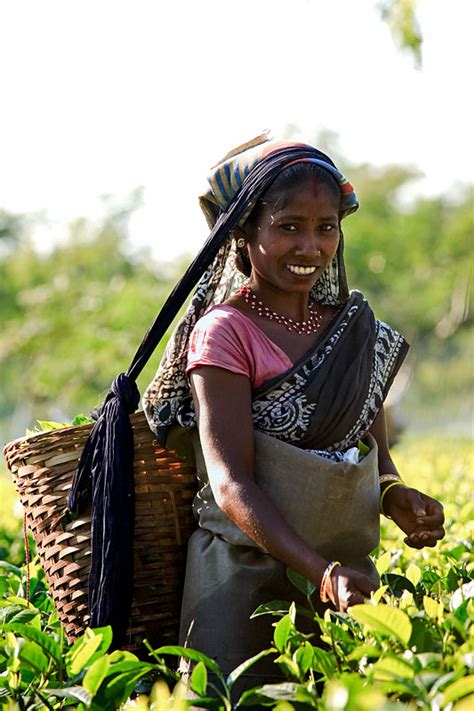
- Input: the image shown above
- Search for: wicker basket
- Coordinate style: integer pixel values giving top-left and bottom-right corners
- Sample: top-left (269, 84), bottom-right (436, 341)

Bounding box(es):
top-left (3, 411), bottom-right (197, 650)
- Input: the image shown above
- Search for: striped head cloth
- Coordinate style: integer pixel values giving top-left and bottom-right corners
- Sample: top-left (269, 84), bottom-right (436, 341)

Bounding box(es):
top-left (199, 131), bottom-right (359, 229)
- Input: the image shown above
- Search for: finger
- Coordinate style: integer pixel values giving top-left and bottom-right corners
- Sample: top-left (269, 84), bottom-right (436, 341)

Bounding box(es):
top-left (347, 593), bottom-right (368, 607)
top-left (417, 505), bottom-right (445, 527)
top-left (415, 527), bottom-right (446, 546)
top-left (404, 535), bottom-right (425, 549)
top-left (405, 526), bottom-right (445, 548)
top-left (354, 574), bottom-right (378, 597)
top-left (410, 526), bottom-right (445, 542)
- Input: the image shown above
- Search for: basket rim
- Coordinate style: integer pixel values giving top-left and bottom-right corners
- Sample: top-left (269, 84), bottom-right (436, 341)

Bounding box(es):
top-left (2, 410), bottom-right (149, 458)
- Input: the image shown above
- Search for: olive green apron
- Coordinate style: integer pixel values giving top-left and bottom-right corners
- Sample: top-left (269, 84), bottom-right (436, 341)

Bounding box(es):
top-left (179, 429), bottom-right (380, 694)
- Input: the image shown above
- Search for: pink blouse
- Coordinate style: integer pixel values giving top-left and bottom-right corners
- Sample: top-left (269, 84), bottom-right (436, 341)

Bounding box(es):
top-left (187, 305), bottom-right (294, 390)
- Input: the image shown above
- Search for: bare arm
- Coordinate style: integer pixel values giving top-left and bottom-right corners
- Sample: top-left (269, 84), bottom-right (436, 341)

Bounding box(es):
top-left (369, 406), bottom-right (445, 548)
top-left (368, 406), bottom-right (399, 477)
top-left (190, 365), bottom-right (375, 605)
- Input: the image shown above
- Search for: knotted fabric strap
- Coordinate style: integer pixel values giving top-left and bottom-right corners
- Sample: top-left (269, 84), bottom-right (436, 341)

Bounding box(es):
top-left (67, 145), bottom-right (338, 643)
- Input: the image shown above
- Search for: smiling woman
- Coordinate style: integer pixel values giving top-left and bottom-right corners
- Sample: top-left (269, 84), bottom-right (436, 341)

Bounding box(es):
top-left (143, 133), bottom-right (445, 703)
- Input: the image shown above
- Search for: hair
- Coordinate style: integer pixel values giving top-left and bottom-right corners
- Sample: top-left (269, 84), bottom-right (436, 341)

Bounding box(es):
top-left (235, 162), bottom-right (342, 277)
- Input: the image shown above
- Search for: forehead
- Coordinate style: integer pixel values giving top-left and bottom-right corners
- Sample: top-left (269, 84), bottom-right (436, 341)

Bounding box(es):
top-left (261, 179), bottom-right (340, 216)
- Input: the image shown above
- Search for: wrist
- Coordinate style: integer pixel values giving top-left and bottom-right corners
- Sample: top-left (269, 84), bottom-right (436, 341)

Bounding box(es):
top-left (380, 481), bottom-right (406, 517)
top-left (379, 473), bottom-right (403, 487)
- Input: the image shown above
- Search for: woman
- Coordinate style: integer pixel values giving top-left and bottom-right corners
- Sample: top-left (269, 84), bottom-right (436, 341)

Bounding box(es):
top-left (144, 133), bottom-right (445, 693)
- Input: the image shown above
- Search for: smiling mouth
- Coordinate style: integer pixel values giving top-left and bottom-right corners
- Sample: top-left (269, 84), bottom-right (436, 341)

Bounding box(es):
top-left (286, 265), bottom-right (318, 275)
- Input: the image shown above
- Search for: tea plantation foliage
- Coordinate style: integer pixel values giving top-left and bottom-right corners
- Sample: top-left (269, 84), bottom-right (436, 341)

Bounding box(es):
top-left (0, 436), bottom-right (472, 710)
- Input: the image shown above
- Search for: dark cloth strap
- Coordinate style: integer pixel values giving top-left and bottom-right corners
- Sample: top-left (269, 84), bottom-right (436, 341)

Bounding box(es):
top-left (67, 145), bottom-right (337, 643)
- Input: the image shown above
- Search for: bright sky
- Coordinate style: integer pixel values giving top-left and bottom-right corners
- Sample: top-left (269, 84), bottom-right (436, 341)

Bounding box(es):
top-left (1, 0), bottom-right (472, 261)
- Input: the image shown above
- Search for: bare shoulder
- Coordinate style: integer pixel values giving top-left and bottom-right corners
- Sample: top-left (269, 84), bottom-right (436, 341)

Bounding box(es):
top-left (222, 294), bottom-right (250, 315)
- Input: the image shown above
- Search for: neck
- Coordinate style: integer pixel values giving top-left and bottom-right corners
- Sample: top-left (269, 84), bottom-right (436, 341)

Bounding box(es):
top-left (248, 279), bottom-right (312, 322)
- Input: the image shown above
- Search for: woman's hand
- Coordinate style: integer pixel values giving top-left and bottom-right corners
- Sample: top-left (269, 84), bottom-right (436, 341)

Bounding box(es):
top-left (382, 485), bottom-right (445, 549)
top-left (327, 566), bottom-right (377, 613)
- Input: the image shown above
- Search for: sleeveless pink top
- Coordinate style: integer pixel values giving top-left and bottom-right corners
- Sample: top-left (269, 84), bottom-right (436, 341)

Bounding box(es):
top-left (187, 305), bottom-right (294, 390)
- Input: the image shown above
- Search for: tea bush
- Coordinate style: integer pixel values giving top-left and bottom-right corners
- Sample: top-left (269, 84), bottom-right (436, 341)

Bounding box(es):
top-left (0, 436), bottom-right (472, 709)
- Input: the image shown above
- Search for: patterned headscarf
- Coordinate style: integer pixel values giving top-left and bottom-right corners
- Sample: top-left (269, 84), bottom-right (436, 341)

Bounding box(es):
top-left (143, 133), bottom-right (359, 444)
top-left (199, 132), bottom-right (358, 229)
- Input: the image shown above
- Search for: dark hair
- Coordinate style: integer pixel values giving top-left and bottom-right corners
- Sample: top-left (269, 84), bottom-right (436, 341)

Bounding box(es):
top-left (235, 162), bottom-right (341, 277)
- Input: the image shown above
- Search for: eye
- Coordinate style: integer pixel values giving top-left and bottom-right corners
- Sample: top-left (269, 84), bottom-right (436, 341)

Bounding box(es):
top-left (279, 223), bottom-right (298, 233)
top-left (319, 223), bottom-right (338, 233)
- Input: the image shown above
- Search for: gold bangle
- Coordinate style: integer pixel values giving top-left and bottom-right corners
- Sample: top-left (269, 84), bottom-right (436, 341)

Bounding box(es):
top-left (320, 560), bottom-right (341, 603)
top-left (380, 481), bottom-right (405, 517)
top-left (379, 474), bottom-right (403, 485)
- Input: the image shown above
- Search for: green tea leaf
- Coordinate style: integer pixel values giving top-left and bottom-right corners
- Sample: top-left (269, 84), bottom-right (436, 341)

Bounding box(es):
top-left (371, 585), bottom-right (389, 604)
top-left (0, 562), bottom-right (22, 576)
top-left (154, 645), bottom-right (221, 674)
top-left (17, 639), bottom-right (49, 673)
top-left (71, 414), bottom-right (94, 425)
top-left (357, 439), bottom-right (370, 458)
top-left (45, 686), bottom-right (93, 705)
top-left (103, 669), bottom-right (151, 708)
top-left (311, 647), bottom-right (337, 678)
top-left (423, 595), bottom-right (443, 621)
top-left (36, 419), bottom-right (69, 431)
top-left (227, 648), bottom-right (276, 688)
top-left (409, 618), bottom-right (435, 653)
top-left (293, 641), bottom-right (313, 675)
top-left (376, 551), bottom-right (392, 576)
top-left (372, 653), bottom-right (415, 681)
top-left (67, 632), bottom-right (104, 675)
top-left (3, 623), bottom-right (61, 665)
top-left (382, 573), bottom-right (416, 597)
top-left (406, 563), bottom-right (421, 587)
top-left (274, 614), bottom-right (293, 653)
top-left (347, 644), bottom-right (382, 662)
top-left (286, 569), bottom-right (316, 598)
top-left (275, 654), bottom-right (301, 681)
top-left (191, 661), bottom-right (207, 696)
top-left (251, 600), bottom-right (313, 619)
top-left (349, 603), bottom-right (412, 646)
top-left (443, 674), bottom-right (474, 703)
top-left (83, 654), bottom-right (110, 695)
top-left (255, 682), bottom-right (316, 704)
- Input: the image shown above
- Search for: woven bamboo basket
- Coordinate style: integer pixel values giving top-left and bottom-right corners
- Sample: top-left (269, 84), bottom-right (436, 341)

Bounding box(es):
top-left (3, 411), bottom-right (197, 651)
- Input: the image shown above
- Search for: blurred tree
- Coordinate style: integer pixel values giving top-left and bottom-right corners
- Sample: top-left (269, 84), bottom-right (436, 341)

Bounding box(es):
top-left (344, 166), bottom-right (473, 340)
top-left (378, 0), bottom-right (423, 67)
top-left (0, 206), bottom-right (182, 442)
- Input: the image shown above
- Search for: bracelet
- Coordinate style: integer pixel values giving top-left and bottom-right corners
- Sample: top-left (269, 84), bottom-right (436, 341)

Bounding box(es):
top-left (379, 473), bottom-right (403, 485)
top-left (320, 560), bottom-right (341, 603)
top-left (380, 481), bottom-right (405, 517)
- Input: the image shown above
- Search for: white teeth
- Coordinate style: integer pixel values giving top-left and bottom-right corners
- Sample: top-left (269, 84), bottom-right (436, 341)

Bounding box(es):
top-left (286, 265), bottom-right (317, 275)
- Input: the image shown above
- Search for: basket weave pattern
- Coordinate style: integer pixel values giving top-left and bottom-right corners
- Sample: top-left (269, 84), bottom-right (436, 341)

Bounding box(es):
top-left (3, 411), bottom-right (197, 649)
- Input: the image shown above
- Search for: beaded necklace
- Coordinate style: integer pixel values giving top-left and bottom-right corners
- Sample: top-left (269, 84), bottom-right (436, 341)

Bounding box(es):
top-left (236, 285), bottom-right (322, 335)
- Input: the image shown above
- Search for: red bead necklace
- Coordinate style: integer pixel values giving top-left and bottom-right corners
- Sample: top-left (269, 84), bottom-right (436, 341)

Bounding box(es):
top-left (236, 285), bottom-right (322, 335)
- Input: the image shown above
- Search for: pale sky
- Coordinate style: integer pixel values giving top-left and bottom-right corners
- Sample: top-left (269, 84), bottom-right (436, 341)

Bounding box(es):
top-left (1, 0), bottom-right (472, 261)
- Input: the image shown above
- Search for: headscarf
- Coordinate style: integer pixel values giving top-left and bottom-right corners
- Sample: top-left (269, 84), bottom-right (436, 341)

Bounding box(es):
top-left (143, 132), bottom-right (359, 444)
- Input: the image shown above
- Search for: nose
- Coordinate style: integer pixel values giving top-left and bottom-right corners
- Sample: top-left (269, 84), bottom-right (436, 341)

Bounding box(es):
top-left (293, 230), bottom-right (322, 258)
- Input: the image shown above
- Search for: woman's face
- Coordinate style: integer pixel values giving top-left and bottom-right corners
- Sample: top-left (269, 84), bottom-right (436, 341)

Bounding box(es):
top-left (245, 179), bottom-right (341, 296)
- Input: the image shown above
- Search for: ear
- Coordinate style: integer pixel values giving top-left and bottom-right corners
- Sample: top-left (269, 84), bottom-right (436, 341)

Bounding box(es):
top-left (231, 226), bottom-right (251, 250)
top-left (232, 226), bottom-right (249, 243)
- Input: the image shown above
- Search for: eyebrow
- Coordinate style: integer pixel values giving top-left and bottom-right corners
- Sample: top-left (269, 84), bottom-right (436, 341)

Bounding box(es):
top-left (273, 213), bottom-right (339, 221)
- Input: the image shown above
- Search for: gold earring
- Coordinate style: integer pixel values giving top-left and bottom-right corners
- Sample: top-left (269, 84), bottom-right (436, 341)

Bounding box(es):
top-left (236, 237), bottom-right (246, 249)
